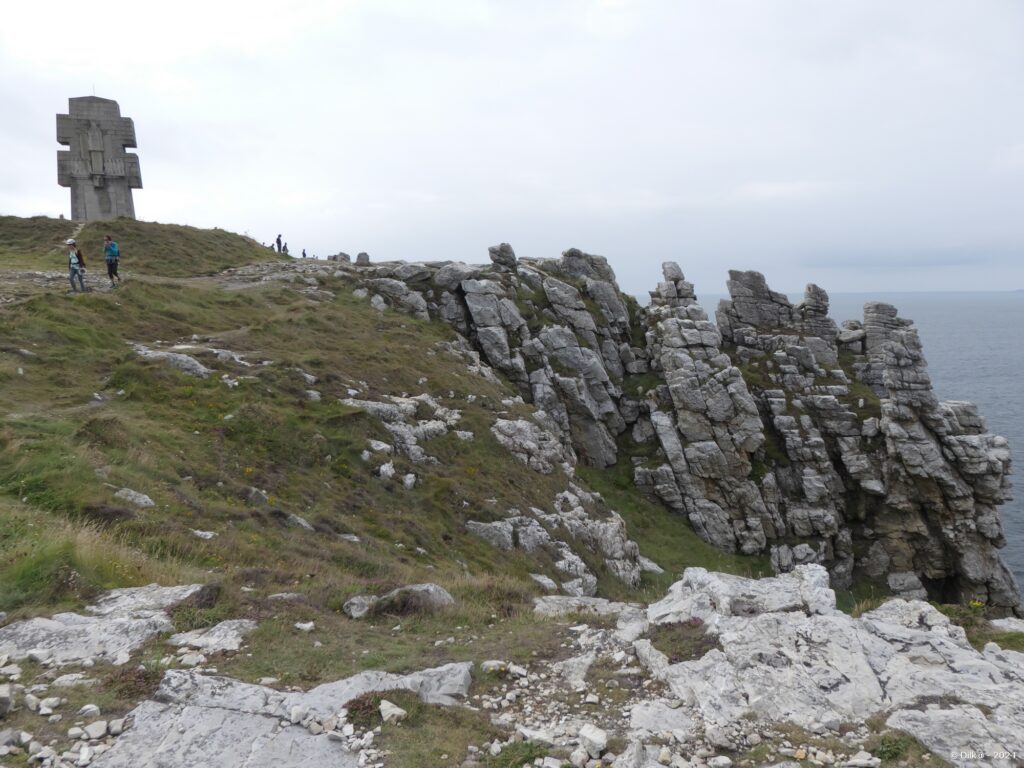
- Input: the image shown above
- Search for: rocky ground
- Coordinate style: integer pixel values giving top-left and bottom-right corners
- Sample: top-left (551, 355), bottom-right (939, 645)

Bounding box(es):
top-left (2, 567), bottom-right (1022, 768)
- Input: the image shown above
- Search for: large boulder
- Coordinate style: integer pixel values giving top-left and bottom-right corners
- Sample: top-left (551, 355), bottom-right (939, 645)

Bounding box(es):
top-left (344, 583), bottom-right (455, 619)
top-left (488, 242), bottom-right (518, 272)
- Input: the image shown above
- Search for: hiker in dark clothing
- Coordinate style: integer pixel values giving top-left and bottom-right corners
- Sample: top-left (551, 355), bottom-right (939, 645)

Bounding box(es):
top-left (275, 234), bottom-right (282, 253)
top-left (104, 235), bottom-right (122, 288)
top-left (302, 249), bottom-right (307, 259)
top-left (282, 242), bottom-right (289, 256)
top-left (66, 238), bottom-right (86, 292)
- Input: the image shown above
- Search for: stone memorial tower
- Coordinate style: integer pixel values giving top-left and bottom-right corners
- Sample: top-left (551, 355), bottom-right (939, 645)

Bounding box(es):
top-left (57, 97), bottom-right (142, 220)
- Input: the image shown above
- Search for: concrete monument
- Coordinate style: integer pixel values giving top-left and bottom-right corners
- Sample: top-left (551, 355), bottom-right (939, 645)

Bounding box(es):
top-left (57, 97), bottom-right (142, 220)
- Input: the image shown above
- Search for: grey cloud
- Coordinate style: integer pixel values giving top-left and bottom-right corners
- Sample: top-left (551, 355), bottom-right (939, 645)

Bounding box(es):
top-left (1, 0), bottom-right (1022, 293)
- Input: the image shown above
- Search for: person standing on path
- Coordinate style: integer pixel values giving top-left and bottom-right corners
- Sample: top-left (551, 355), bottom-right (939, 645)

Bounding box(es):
top-left (103, 235), bottom-right (122, 288)
top-left (66, 238), bottom-right (86, 292)
top-left (275, 234), bottom-right (282, 253)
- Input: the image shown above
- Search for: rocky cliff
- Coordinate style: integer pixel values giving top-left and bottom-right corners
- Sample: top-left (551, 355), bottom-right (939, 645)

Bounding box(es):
top-left (336, 247), bottom-right (1020, 615)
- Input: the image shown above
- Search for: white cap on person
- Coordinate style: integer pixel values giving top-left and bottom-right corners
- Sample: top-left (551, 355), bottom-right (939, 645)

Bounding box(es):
top-left (65, 238), bottom-right (76, 245)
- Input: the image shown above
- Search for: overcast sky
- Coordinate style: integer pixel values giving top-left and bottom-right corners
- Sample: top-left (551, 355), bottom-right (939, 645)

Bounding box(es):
top-left (2, 0), bottom-right (1023, 297)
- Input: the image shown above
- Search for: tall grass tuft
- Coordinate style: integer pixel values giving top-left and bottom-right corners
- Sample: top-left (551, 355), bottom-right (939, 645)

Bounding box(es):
top-left (0, 520), bottom-right (193, 613)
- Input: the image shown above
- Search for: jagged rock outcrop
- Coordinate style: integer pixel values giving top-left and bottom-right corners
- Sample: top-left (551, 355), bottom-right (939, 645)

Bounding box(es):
top-left (637, 565), bottom-right (1024, 765)
top-left (334, 248), bottom-right (1019, 613)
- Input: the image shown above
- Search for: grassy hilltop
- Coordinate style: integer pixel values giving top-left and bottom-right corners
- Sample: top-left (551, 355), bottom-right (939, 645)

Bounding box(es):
top-left (0, 215), bottom-right (283, 276)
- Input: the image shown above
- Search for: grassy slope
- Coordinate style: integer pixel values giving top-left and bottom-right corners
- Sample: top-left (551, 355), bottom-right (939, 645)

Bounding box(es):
top-left (0, 216), bottom-right (1017, 766)
top-left (0, 215), bottom-right (77, 269)
top-left (0, 215), bottom-right (767, 624)
top-left (76, 218), bottom-right (285, 276)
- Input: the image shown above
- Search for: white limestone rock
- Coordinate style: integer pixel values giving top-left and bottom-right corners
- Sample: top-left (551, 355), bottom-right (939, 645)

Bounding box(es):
top-left (0, 583), bottom-right (204, 666)
top-left (113, 488), bottom-right (155, 508)
top-left (637, 566), bottom-right (1024, 765)
top-left (579, 723), bottom-right (608, 758)
top-left (647, 565), bottom-right (835, 628)
top-left (638, 556), bottom-right (664, 574)
top-left (341, 595), bottom-right (378, 619)
top-left (491, 418), bottom-right (576, 474)
top-left (628, 700), bottom-right (695, 743)
top-left (516, 726), bottom-right (555, 746)
top-left (990, 616), bottom-right (1024, 633)
top-left (84, 720), bottom-right (108, 739)
top-left (168, 620), bottom-right (257, 654)
top-left (91, 662), bottom-right (471, 767)
top-left (130, 344), bottom-right (212, 378)
top-left (529, 573), bottom-right (559, 592)
top-left (378, 699), bottom-right (407, 723)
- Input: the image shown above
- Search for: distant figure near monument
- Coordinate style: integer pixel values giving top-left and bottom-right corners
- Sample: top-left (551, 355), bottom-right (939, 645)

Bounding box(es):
top-left (57, 97), bottom-right (142, 221)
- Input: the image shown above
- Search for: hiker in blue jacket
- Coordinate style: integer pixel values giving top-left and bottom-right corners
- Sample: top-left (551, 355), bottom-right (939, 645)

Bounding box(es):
top-left (104, 235), bottom-right (122, 288)
top-left (66, 238), bottom-right (86, 292)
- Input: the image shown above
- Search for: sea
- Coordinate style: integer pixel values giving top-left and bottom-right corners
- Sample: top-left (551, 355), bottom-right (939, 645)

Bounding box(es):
top-left (699, 291), bottom-right (1024, 590)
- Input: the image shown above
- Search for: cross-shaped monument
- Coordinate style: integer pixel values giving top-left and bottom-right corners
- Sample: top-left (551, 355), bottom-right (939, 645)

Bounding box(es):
top-left (57, 97), bottom-right (142, 220)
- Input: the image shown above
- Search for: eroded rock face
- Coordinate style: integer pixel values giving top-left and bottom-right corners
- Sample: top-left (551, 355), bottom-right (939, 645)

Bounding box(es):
top-left (466, 484), bottom-right (648, 596)
top-left (339, 248), bottom-right (1020, 612)
top-left (638, 566), bottom-right (1024, 764)
top-left (0, 584), bottom-right (205, 666)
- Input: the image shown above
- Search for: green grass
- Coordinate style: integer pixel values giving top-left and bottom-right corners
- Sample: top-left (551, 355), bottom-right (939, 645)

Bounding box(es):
top-left (76, 218), bottom-right (286, 277)
top-left (835, 577), bottom-right (890, 616)
top-left (0, 215), bottom-right (284, 278)
top-left (219, 586), bottom-right (574, 686)
top-left (733, 356), bottom-right (776, 391)
top-left (935, 601), bottom-right (1024, 651)
top-left (739, 720), bottom-right (949, 768)
top-left (621, 371), bottom-right (663, 397)
top-left (0, 213), bottom-right (817, 742)
top-left (0, 499), bottom-right (196, 615)
top-left (863, 724), bottom-right (950, 767)
top-left (648, 617), bottom-right (720, 662)
top-left (0, 214), bottom-right (77, 269)
top-left (836, 350), bottom-right (883, 420)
